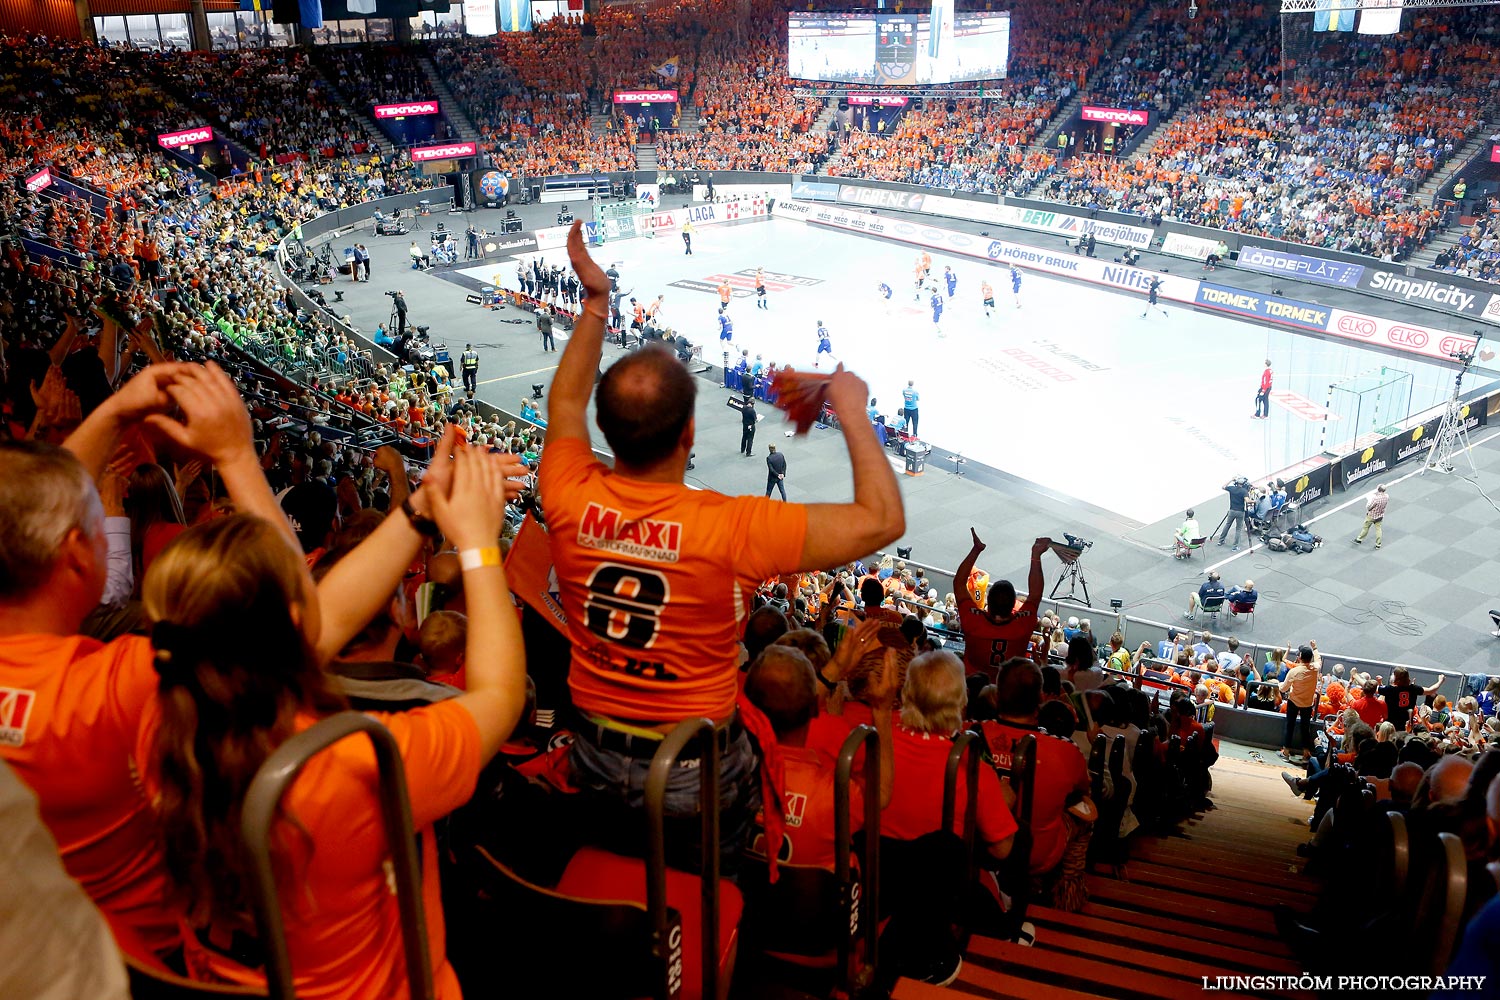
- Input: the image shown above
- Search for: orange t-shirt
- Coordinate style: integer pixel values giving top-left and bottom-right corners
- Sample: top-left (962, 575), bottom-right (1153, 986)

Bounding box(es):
top-left (538, 436), bottom-right (808, 720)
top-left (882, 725), bottom-right (1017, 847)
top-left (980, 720), bottom-right (1089, 873)
top-left (955, 591), bottom-right (1040, 680)
top-left (747, 744), bottom-right (861, 872)
top-left (0, 633), bottom-right (177, 953)
top-left (135, 698), bottom-right (481, 1000)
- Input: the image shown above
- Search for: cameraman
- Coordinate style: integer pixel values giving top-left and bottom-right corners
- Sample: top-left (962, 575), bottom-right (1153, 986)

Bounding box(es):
top-left (1217, 476), bottom-right (1251, 550)
top-left (388, 290), bottom-right (408, 336)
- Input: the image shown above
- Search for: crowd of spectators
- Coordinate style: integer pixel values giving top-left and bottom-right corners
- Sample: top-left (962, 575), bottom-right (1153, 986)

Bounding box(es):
top-left (1432, 204), bottom-right (1500, 282)
top-left (155, 48), bottom-right (367, 162)
top-left (1043, 7), bottom-right (1499, 260)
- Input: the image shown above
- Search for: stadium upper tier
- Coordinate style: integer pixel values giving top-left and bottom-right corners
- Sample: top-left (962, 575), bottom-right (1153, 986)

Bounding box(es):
top-left (10, 0), bottom-right (1500, 271)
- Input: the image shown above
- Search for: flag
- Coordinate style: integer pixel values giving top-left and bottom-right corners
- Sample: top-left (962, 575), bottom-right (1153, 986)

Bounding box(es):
top-left (238, 0), bottom-right (265, 10)
top-left (654, 56), bottom-right (680, 81)
top-left (1358, 0), bottom-right (1402, 34)
top-left (1314, 0), bottom-right (1355, 31)
top-left (498, 0), bottom-right (532, 31)
top-left (504, 514), bottom-right (567, 634)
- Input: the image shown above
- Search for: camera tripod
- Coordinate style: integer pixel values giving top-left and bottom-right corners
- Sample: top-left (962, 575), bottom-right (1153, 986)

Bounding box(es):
top-left (1048, 551), bottom-right (1092, 605)
top-left (1209, 507), bottom-right (1257, 554)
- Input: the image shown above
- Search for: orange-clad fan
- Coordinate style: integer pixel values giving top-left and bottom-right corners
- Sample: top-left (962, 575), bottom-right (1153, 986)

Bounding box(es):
top-left (979, 658), bottom-right (1093, 876)
top-left (953, 530), bottom-right (1053, 681)
top-left (538, 222), bottom-right (904, 865)
top-left (0, 363), bottom-right (529, 997)
top-left (881, 652), bottom-right (1017, 853)
top-left (743, 641), bottom-right (895, 871)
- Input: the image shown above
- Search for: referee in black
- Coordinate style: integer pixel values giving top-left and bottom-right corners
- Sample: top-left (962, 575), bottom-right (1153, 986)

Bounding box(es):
top-left (460, 344), bottom-right (480, 393)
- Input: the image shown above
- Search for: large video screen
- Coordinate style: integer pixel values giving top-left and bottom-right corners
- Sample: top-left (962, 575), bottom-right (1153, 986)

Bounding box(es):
top-left (787, 10), bottom-right (1009, 86)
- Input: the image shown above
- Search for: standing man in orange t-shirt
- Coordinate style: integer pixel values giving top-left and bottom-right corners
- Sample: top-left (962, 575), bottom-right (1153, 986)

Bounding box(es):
top-left (954, 530), bottom-right (1053, 681)
top-left (539, 223), bottom-right (905, 864)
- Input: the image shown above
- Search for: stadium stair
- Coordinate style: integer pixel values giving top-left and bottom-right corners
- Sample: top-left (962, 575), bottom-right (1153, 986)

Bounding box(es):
top-left (678, 103), bottom-right (702, 134)
top-left (1122, 13), bottom-right (1267, 164)
top-left (637, 144), bottom-right (659, 170)
top-left (309, 72), bottom-right (397, 158)
top-left (1409, 97), bottom-right (1497, 267)
top-left (892, 755), bottom-right (1321, 1000)
top-left (417, 55), bottom-right (483, 147)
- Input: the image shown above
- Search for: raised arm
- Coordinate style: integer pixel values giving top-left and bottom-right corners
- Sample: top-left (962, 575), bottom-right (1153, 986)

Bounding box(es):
top-left (1422, 673), bottom-right (1447, 697)
top-left (312, 428), bottom-right (526, 663)
top-left (1022, 537), bottom-right (1050, 612)
top-left (954, 528), bottom-right (984, 613)
top-left (62, 362), bottom-right (193, 478)
top-left (144, 363), bottom-right (303, 559)
top-left (547, 222), bottom-right (607, 445)
top-left (427, 446), bottom-right (529, 761)
top-left (799, 366), bottom-right (905, 568)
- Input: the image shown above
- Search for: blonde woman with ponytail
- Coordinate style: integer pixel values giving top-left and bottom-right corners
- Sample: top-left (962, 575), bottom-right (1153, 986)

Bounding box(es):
top-left (136, 441), bottom-right (526, 999)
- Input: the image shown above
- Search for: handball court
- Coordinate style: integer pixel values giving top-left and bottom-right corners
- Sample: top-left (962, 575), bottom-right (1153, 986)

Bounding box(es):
top-left (322, 204), bottom-right (1500, 675)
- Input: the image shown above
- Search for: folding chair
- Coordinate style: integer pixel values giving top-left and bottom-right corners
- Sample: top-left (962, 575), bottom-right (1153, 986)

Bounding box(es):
top-left (241, 712), bottom-right (434, 1000)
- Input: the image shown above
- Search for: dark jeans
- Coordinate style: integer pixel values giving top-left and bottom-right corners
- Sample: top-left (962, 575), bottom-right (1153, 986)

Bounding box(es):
top-left (1255, 389), bottom-right (1270, 417)
top-left (1284, 702), bottom-right (1314, 752)
top-left (568, 727), bottom-right (760, 875)
top-left (741, 426), bottom-right (755, 455)
top-left (1218, 509), bottom-right (1246, 546)
top-left (767, 474), bottom-right (786, 500)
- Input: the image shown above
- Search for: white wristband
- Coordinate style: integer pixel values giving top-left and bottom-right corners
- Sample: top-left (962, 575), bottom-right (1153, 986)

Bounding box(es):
top-left (458, 547), bottom-right (502, 572)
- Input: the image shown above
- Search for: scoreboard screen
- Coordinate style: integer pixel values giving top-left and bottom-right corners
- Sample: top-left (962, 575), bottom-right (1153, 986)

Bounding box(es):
top-left (788, 11), bottom-right (1009, 86)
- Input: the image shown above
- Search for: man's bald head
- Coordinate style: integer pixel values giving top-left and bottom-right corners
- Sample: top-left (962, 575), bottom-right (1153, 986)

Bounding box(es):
top-left (595, 345), bottom-right (696, 469)
top-left (1428, 756), bottom-right (1475, 804)
top-left (1390, 762), bottom-right (1424, 806)
top-left (745, 646), bottom-right (818, 739)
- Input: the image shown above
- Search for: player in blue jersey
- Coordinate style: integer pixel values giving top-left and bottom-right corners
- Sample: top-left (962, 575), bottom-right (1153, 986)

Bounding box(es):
top-left (1011, 264), bottom-right (1023, 308)
top-left (815, 320), bottom-right (832, 367)
top-left (718, 306), bottom-right (734, 342)
top-left (944, 265), bottom-right (957, 299)
top-left (930, 289), bottom-right (944, 337)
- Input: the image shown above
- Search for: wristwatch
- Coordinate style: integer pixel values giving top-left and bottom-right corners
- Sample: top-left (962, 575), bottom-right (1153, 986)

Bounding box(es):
top-left (817, 669), bottom-right (839, 693)
top-left (401, 496), bottom-right (441, 538)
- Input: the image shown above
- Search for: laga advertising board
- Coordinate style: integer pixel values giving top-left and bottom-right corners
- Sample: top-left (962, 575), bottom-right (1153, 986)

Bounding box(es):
top-left (1081, 105), bottom-right (1149, 126)
top-left (1324, 308), bottom-right (1478, 364)
top-left (847, 93), bottom-right (910, 106)
top-left (536, 197), bottom-right (771, 250)
top-left (1239, 245), bottom-right (1364, 288)
top-left (837, 185), bottom-right (926, 211)
top-left (157, 126), bottom-right (214, 150)
top-left (1339, 438), bottom-right (1394, 489)
top-left (374, 101), bottom-right (440, 119)
top-left (410, 141), bottom-right (478, 162)
top-left (24, 167), bottom-right (52, 193)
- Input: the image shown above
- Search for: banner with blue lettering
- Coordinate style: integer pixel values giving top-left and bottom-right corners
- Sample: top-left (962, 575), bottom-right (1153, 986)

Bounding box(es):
top-left (1238, 245), bottom-right (1364, 288)
top-left (1194, 282), bottom-right (1331, 332)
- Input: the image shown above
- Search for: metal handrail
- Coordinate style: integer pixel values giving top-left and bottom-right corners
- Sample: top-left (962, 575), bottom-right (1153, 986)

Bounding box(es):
top-left (643, 718), bottom-right (721, 1000)
top-left (834, 724), bottom-right (879, 990)
top-left (241, 712), bottom-right (433, 1000)
top-left (942, 730), bottom-right (982, 886)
